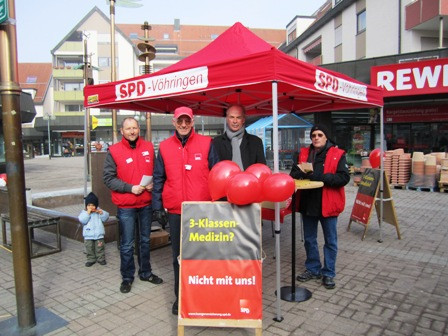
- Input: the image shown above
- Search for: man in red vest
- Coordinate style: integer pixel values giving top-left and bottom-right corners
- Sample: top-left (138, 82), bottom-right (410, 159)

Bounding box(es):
top-left (152, 107), bottom-right (219, 315)
top-left (104, 117), bottom-right (163, 294)
top-left (290, 124), bottom-right (350, 289)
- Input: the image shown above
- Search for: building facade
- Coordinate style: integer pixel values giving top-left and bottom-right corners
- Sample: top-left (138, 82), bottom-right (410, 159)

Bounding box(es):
top-left (21, 6), bottom-right (285, 156)
top-left (281, 0), bottom-right (448, 166)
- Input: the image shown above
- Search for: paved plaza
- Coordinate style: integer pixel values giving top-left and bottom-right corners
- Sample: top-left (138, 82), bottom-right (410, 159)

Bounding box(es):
top-left (0, 156), bottom-right (447, 335)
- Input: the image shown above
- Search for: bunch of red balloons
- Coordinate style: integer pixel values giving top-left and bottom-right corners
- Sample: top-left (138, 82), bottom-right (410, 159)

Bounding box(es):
top-left (208, 161), bottom-right (295, 205)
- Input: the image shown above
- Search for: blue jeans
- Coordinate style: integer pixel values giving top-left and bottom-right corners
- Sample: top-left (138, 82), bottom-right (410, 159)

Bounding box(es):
top-left (302, 214), bottom-right (338, 278)
top-left (117, 205), bottom-right (153, 282)
top-left (167, 213), bottom-right (181, 298)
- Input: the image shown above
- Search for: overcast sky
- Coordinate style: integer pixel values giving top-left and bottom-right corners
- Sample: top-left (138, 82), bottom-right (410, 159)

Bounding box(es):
top-left (15, 0), bottom-right (326, 63)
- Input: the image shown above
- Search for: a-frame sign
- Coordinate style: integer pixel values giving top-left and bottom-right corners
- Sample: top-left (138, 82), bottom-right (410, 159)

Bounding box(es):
top-left (348, 168), bottom-right (401, 240)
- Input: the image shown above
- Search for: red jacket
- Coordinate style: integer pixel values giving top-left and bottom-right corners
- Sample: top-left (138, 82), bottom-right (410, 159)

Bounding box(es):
top-left (159, 130), bottom-right (212, 214)
top-left (299, 146), bottom-right (346, 217)
top-left (108, 137), bottom-right (154, 208)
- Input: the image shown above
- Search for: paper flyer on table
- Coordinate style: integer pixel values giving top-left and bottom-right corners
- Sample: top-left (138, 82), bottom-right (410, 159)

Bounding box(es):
top-left (140, 175), bottom-right (153, 186)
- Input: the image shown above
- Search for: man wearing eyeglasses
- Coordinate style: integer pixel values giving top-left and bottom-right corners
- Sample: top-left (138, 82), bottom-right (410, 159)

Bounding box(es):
top-left (289, 124), bottom-right (350, 290)
top-left (152, 106), bottom-right (219, 315)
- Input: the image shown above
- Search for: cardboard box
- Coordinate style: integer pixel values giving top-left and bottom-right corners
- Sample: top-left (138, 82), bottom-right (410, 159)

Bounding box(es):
top-left (150, 229), bottom-right (170, 249)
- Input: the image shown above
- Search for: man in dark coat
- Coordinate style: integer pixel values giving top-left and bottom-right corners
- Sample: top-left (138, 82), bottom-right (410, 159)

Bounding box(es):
top-left (212, 104), bottom-right (266, 170)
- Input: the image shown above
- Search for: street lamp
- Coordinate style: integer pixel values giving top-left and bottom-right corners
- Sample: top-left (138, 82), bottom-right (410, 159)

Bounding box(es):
top-left (42, 113), bottom-right (55, 159)
top-left (108, 0), bottom-right (143, 143)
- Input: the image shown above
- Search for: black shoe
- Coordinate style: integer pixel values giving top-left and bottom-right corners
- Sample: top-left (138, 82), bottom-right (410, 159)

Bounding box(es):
top-left (98, 260), bottom-right (107, 265)
top-left (296, 270), bottom-right (322, 282)
top-left (322, 276), bottom-right (336, 289)
top-left (172, 299), bottom-right (178, 315)
top-left (120, 281), bottom-right (132, 293)
top-left (85, 261), bottom-right (95, 267)
top-left (139, 274), bottom-right (163, 284)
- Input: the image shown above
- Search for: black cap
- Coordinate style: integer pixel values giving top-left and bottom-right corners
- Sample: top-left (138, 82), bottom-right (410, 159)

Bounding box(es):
top-left (310, 124), bottom-right (331, 139)
top-left (84, 192), bottom-right (99, 208)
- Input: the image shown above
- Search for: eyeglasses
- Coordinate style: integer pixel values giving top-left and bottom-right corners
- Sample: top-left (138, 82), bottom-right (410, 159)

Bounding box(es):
top-left (311, 133), bottom-right (325, 139)
top-left (176, 118), bottom-right (192, 126)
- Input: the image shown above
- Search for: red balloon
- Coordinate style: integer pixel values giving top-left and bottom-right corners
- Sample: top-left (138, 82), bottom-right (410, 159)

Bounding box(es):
top-left (246, 163), bottom-right (272, 184)
top-left (369, 148), bottom-right (383, 169)
top-left (262, 173), bottom-right (295, 202)
top-left (208, 160), bottom-right (241, 200)
top-left (226, 172), bottom-right (261, 205)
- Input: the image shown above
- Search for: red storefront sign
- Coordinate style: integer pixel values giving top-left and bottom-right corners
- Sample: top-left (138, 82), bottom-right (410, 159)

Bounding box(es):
top-left (371, 58), bottom-right (448, 97)
top-left (61, 132), bottom-right (84, 138)
top-left (385, 105), bottom-right (448, 123)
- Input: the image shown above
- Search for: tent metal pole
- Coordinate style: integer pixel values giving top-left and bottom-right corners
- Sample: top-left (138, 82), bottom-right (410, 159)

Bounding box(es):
top-left (272, 81), bottom-right (283, 322)
top-left (379, 107), bottom-right (384, 243)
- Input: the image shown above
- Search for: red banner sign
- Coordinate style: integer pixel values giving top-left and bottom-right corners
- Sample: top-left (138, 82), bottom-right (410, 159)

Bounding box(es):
top-left (350, 169), bottom-right (380, 225)
top-left (371, 58), bottom-right (448, 97)
top-left (385, 105), bottom-right (448, 123)
top-left (180, 202), bottom-right (262, 320)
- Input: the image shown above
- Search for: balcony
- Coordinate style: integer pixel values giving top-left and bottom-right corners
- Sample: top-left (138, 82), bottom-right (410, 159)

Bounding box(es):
top-left (406, 0), bottom-right (448, 31)
top-left (53, 90), bottom-right (84, 102)
top-left (53, 68), bottom-right (83, 79)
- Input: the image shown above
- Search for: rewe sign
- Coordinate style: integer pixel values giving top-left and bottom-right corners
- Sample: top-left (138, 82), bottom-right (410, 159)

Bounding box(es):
top-left (371, 58), bottom-right (448, 97)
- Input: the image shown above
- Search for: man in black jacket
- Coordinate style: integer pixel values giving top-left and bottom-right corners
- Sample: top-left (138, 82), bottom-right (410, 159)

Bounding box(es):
top-left (213, 104), bottom-right (266, 170)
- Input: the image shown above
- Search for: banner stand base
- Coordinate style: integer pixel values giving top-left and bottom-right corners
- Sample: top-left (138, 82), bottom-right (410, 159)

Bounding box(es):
top-left (278, 286), bottom-right (312, 302)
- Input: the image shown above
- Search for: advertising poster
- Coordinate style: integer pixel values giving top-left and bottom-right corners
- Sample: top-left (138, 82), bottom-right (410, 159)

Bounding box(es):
top-left (350, 168), bottom-right (380, 225)
top-left (180, 202), bottom-right (262, 320)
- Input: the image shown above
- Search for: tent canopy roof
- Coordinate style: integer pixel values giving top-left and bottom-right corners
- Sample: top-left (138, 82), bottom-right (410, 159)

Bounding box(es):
top-left (84, 22), bottom-right (383, 117)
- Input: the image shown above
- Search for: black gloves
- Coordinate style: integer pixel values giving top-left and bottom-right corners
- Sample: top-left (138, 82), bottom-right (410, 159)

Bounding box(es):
top-left (153, 209), bottom-right (168, 229)
top-left (290, 164), bottom-right (309, 180)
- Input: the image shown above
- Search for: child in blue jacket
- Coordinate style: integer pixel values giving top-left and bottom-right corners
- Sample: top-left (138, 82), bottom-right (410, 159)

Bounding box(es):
top-left (78, 192), bottom-right (109, 267)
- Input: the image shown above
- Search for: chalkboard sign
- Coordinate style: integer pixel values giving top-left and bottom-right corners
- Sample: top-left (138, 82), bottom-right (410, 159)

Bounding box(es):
top-left (348, 168), bottom-right (401, 240)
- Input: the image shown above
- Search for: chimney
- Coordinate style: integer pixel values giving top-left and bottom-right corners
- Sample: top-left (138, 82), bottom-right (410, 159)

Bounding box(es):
top-left (174, 18), bottom-right (180, 31)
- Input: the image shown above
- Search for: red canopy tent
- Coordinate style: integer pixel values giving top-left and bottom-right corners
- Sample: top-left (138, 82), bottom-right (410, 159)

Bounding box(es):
top-left (84, 22), bottom-right (382, 116)
top-left (84, 22), bottom-right (384, 321)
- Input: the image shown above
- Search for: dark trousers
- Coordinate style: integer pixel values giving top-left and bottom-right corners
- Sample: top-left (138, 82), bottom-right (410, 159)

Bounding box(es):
top-left (85, 238), bottom-right (105, 263)
top-left (168, 213), bottom-right (181, 298)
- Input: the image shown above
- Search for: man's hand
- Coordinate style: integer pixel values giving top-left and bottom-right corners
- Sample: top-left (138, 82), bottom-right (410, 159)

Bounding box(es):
top-left (145, 183), bottom-right (154, 192)
top-left (131, 185), bottom-right (145, 195)
top-left (153, 209), bottom-right (168, 229)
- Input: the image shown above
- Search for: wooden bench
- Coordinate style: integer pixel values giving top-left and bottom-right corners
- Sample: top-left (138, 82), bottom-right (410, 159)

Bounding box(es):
top-left (1, 207), bottom-right (61, 258)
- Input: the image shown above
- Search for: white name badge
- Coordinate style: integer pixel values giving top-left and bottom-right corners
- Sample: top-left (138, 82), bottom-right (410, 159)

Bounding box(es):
top-left (185, 164), bottom-right (192, 170)
top-left (126, 158), bottom-right (133, 164)
top-left (142, 151), bottom-right (149, 156)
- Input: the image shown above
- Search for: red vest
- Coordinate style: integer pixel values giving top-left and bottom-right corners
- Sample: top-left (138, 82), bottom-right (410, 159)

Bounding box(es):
top-left (109, 137), bottom-right (154, 208)
top-left (299, 146), bottom-right (346, 217)
top-left (159, 130), bottom-right (212, 214)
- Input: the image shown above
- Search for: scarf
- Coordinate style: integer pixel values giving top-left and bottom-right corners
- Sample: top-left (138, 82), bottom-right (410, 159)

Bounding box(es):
top-left (226, 128), bottom-right (245, 170)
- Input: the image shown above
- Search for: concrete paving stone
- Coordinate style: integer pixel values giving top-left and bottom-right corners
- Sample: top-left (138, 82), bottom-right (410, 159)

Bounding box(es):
top-left (48, 329), bottom-right (75, 336)
top-left (382, 330), bottom-right (406, 336)
top-left (414, 327), bottom-right (445, 336)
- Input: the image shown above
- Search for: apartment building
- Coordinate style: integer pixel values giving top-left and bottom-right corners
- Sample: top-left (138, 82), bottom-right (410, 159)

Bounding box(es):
top-left (25, 6), bottom-right (285, 156)
top-left (280, 0), bottom-right (448, 165)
